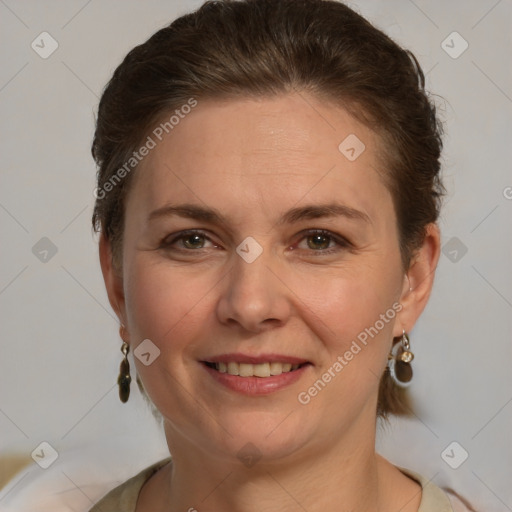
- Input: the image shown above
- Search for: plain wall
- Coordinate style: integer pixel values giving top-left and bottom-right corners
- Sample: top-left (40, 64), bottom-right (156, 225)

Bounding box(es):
top-left (0, 1), bottom-right (511, 510)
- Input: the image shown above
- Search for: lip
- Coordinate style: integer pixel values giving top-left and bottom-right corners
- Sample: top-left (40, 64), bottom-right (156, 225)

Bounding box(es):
top-left (203, 353), bottom-right (309, 365)
top-left (200, 360), bottom-right (312, 396)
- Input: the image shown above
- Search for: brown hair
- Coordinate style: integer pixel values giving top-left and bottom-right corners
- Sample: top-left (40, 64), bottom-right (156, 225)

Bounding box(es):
top-left (92, 0), bottom-right (444, 416)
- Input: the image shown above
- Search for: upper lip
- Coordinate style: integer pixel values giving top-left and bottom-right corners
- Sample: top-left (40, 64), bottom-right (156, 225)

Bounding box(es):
top-left (202, 353), bottom-right (310, 365)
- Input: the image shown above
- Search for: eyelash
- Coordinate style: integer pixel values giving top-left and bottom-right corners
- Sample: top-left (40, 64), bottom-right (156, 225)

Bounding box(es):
top-left (160, 229), bottom-right (351, 255)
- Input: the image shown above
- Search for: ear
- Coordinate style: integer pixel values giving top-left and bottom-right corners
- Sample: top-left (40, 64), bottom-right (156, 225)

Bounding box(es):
top-left (99, 233), bottom-right (127, 330)
top-left (394, 223), bottom-right (441, 337)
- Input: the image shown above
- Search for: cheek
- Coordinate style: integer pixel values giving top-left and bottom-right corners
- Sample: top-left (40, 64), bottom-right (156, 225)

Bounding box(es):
top-left (124, 257), bottom-right (209, 345)
top-left (330, 276), bottom-right (398, 342)
top-left (296, 262), bottom-right (402, 394)
top-left (122, 257), bottom-right (214, 415)
top-left (305, 259), bottom-right (401, 338)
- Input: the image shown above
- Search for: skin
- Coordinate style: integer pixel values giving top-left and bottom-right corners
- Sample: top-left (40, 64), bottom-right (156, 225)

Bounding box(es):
top-left (100, 93), bottom-right (440, 511)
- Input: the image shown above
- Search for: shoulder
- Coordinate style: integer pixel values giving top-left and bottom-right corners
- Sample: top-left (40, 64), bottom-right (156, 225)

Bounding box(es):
top-left (398, 467), bottom-right (475, 512)
top-left (0, 455), bottom-right (171, 512)
top-left (88, 458), bottom-right (171, 512)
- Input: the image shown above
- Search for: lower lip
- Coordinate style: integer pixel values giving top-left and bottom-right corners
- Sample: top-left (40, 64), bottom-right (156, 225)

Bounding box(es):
top-left (201, 363), bottom-right (311, 395)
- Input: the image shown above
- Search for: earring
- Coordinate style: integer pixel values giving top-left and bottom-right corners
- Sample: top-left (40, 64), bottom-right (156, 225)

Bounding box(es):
top-left (388, 330), bottom-right (414, 388)
top-left (117, 341), bottom-right (132, 403)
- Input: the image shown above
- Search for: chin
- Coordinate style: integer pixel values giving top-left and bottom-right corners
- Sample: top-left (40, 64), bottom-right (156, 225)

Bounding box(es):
top-left (206, 412), bottom-right (314, 464)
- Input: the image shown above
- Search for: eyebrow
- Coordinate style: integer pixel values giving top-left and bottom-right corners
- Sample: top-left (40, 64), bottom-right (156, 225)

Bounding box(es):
top-left (148, 202), bottom-right (371, 226)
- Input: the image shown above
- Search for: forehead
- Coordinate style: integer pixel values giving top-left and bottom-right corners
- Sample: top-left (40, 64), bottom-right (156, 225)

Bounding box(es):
top-left (127, 93), bottom-right (392, 224)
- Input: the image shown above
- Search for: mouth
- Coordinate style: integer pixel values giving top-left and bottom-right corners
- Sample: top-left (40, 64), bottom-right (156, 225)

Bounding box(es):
top-left (200, 354), bottom-right (312, 395)
top-left (201, 361), bottom-right (310, 377)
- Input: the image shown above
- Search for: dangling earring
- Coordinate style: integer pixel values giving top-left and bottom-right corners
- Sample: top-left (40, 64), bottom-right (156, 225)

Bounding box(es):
top-left (388, 330), bottom-right (414, 387)
top-left (117, 340), bottom-right (132, 403)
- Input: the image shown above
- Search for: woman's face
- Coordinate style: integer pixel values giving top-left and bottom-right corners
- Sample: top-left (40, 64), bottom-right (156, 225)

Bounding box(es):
top-left (109, 93), bottom-right (421, 464)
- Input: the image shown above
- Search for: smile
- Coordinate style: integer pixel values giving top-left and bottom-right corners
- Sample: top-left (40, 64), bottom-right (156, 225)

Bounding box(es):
top-left (201, 356), bottom-right (312, 395)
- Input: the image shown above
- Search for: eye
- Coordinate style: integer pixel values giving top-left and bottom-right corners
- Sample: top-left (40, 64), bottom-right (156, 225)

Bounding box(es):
top-left (296, 229), bottom-right (351, 254)
top-left (161, 230), bottom-right (217, 251)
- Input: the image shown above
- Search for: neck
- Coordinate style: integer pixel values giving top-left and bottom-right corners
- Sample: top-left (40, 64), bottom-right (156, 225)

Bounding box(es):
top-left (149, 415), bottom-right (396, 512)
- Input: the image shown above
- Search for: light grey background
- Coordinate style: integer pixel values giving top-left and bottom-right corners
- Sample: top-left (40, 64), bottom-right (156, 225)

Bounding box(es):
top-left (0, 1), bottom-right (511, 510)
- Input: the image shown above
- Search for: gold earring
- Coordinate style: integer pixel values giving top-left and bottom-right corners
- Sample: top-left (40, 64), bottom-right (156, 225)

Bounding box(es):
top-left (117, 327), bottom-right (132, 403)
top-left (388, 330), bottom-right (414, 387)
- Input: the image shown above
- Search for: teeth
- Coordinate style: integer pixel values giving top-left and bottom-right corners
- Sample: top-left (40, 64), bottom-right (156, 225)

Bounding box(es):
top-left (213, 361), bottom-right (302, 377)
top-left (270, 362), bottom-right (283, 375)
top-left (227, 362), bottom-right (239, 376)
top-left (239, 363), bottom-right (253, 377)
top-left (254, 363), bottom-right (270, 377)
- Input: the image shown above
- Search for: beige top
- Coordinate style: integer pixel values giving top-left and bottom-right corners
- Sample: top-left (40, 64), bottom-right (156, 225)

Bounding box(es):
top-left (89, 458), bottom-right (469, 511)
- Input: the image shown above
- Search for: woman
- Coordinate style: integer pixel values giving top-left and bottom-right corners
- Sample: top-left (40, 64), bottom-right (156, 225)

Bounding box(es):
top-left (90, 0), bottom-right (472, 510)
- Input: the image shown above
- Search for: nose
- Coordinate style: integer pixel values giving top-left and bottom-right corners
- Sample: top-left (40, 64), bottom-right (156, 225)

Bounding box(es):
top-left (216, 248), bottom-right (291, 333)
